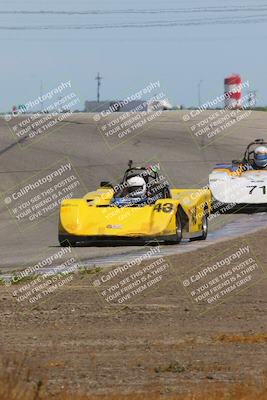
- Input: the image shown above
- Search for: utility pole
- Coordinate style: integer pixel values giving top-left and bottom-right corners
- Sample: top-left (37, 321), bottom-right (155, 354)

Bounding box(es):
top-left (248, 90), bottom-right (257, 108)
top-left (198, 80), bottom-right (203, 108)
top-left (95, 72), bottom-right (103, 102)
top-left (40, 80), bottom-right (43, 112)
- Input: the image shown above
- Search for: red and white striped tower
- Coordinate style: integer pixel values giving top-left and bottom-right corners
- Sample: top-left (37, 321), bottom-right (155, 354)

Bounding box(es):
top-left (224, 74), bottom-right (242, 109)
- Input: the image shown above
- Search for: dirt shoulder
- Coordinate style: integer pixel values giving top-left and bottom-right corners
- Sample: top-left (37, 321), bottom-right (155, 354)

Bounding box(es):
top-left (0, 229), bottom-right (267, 397)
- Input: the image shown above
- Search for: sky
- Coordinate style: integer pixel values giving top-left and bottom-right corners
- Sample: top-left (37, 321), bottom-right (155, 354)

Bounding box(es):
top-left (0, 0), bottom-right (267, 111)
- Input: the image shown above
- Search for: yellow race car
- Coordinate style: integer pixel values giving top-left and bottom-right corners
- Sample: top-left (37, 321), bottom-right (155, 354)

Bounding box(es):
top-left (58, 161), bottom-right (211, 246)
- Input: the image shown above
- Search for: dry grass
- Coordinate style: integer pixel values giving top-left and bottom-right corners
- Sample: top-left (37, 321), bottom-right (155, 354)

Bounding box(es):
top-left (1, 356), bottom-right (267, 400)
top-left (1, 385), bottom-right (267, 400)
top-left (0, 356), bottom-right (43, 400)
top-left (215, 333), bottom-right (267, 344)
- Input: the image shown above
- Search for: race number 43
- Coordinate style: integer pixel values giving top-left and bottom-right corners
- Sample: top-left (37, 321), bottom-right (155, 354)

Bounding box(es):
top-left (153, 203), bottom-right (174, 213)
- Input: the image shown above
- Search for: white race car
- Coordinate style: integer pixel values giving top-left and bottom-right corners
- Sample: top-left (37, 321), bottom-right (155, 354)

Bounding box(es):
top-left (209, 139), bottom-right (267, 213)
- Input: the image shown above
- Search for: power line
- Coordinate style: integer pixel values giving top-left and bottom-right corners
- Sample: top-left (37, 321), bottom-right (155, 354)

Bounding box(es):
top-left (1, 15), bottom-right (267, 30)
top-left (2, 5), bottom-right (267, 15)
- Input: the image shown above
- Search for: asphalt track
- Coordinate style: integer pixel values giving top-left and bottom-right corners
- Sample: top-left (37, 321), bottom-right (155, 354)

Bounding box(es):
top-left (0, 110), bottom-right (266, 273)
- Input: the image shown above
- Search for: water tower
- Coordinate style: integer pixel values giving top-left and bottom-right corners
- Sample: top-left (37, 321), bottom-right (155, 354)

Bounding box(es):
top-left (224, 74), bottom-right (242, 109)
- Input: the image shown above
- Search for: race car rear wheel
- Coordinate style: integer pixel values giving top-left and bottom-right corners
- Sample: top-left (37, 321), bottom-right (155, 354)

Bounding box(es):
top-left (58, 235), bottom-right (77, 247)
top-left (199, 213), bottom-right (208, 240)
top-left (189, 213), bottom-right (208, 241)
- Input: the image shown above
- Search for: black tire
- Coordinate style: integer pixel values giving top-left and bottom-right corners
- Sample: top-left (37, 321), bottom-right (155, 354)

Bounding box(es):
top-left (189, 213), bottom-right (208, 242)
top-left (58, 235), bottom-right (77, 247)
top-left (199, 213), bottom-right (208, 240)
top-left (165, 212), bottom-right (182, 244)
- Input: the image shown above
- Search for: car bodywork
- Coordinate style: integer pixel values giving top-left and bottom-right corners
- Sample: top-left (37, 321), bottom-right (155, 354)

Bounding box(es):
top-left (209, 139), bottom-right (267, 213)
top-left (58, 162), bottom-right (211, 246)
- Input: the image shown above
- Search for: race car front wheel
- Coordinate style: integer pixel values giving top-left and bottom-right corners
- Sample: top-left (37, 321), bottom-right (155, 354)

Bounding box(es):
top-left (165, 212), bottom-right (182, 244)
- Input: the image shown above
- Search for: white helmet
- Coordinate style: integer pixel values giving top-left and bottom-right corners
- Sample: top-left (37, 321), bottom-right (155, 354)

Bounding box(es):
top-left (254, 146), bottom-right (267, 168)
top-left (126, 176), bottom-right (146, 198)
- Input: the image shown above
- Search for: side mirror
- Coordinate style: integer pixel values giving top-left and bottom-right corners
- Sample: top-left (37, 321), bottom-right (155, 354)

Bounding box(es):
top-left (100, 181), bottom-right (113, 188)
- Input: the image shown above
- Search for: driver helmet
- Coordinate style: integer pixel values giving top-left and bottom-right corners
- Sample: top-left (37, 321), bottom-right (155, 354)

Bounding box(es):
top-left (254, 146), bottom-right (267, 168)
top-left (126, 176), bottom-right (146, 198)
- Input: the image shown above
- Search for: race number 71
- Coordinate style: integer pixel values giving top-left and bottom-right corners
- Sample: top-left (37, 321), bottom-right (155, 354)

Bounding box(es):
top-left (247, 185), bottom-right (266, 195)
